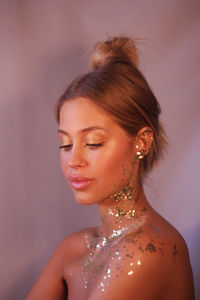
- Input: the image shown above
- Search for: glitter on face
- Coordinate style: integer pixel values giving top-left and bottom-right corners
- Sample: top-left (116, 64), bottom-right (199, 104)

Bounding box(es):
top-left (60, 99), bottom-right (175, 295)
top-left (80, 138), bottom-right (169, 293)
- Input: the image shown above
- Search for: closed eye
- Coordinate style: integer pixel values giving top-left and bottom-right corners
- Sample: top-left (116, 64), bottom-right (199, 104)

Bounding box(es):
top-left (59, 143), bottom-right (103, 151)
top-left (86, 143), bottom-right (103, 149)
top-left (59, 145), bottom-right (72, 151)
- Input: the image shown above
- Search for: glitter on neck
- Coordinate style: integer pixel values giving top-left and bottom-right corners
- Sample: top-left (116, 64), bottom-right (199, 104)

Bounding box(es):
top-left (81, 174), bottom-right (142, 291)
top-left (110, 181), bottom-right (138, 203)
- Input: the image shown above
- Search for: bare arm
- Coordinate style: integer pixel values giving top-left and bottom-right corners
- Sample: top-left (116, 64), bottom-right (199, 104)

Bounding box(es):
top-left (25, 239), bottom-right (68, 300)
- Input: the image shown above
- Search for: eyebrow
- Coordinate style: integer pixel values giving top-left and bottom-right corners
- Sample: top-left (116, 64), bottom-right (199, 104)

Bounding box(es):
top-left (57, 126), bottom-right (108, 136)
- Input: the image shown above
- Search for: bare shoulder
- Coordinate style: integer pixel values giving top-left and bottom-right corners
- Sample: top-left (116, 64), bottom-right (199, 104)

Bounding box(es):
top-left (118, 215), bottom-right (194, 299)
top-left (25, 227), bottom-right (97, 300)
top-left (137, 216), bottom-right (195, 299)
top-left (144, 212), bottom-right (194, 273)
top-left (56, 226), bottom-right (99, 262)
top-left (90, 218), bottom-right (194, 300)
top-left (141, 214), bottom-right (191, 265)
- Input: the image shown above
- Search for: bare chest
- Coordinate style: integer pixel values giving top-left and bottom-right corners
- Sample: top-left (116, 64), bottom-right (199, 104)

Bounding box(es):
top-left (63, 243), bottom-right (119, 300)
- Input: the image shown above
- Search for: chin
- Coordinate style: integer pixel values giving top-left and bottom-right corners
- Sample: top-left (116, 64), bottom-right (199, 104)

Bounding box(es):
top-left (72, 191), bottom-right (98, 206)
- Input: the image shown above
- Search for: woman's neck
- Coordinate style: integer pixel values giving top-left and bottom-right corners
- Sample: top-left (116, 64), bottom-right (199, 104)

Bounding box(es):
top-left (82, 178), bottom-right (151, 290)
top-left (97, 179), bottom-right (149, 241)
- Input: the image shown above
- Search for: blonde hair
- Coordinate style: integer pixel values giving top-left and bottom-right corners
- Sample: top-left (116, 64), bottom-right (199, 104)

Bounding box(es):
top-left (55, 36), bottom-right (167, 181)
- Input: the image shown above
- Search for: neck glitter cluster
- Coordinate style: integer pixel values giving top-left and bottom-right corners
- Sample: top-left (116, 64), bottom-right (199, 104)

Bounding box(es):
top-left (80, 155), bottom-right (178, 295)
top-left (81, 178), bottom-right (142, 292)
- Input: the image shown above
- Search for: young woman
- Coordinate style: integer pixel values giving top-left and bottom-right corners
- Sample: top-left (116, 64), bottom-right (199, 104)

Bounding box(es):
top-left (26, 37), bottom-right (194, 300)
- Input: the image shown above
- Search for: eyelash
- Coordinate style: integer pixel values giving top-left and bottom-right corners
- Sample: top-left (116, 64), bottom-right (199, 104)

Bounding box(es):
top-left (59, 143), bottom-right (103, 151)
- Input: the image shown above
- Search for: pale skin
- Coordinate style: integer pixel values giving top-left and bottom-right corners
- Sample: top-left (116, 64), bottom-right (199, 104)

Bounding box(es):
top-left (26, 97), bottom-right (194, 300)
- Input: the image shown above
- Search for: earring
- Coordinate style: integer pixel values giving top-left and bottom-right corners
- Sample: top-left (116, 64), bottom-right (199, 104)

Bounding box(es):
top-left (135, 146), bottom-right (145, 160)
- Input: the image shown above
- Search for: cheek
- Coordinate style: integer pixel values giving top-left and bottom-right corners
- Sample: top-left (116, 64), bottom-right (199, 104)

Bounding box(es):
top-left (95, 145), bottom-right (134, 187)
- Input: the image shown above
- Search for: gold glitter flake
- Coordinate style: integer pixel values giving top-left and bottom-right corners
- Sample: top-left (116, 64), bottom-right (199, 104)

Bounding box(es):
top-left (145, 242), bottom-right (156, 253)
top-left (110, 184), bottom-right (136, 203)
top-left (128, 270), bottom-right (134, 276)
top-left (81, 175), bottom-right (152, 293)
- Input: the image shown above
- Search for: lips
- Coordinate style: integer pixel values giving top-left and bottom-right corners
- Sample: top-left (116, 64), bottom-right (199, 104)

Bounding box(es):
top-left (68, 176), bottom-right (94, 190)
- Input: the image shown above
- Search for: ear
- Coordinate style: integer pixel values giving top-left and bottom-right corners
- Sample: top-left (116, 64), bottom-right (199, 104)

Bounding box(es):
top-left (134, 127), bottom-right (153, 157)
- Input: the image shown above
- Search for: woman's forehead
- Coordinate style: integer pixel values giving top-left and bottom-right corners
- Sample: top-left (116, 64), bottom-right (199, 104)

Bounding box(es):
top-left (59, 97), bottom-right (118, 130)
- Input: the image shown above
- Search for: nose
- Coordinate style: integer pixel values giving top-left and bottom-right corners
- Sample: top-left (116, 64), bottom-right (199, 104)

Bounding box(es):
top-left (68, 146), bottom-right (88, 168)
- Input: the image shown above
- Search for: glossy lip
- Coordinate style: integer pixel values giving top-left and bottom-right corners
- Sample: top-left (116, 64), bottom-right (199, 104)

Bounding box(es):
top-left (68, 176), bottom-right (94, 190)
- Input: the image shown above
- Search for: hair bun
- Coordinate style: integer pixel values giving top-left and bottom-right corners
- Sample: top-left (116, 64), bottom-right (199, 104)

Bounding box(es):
top-left (90, 37), bottom-right (139, 70)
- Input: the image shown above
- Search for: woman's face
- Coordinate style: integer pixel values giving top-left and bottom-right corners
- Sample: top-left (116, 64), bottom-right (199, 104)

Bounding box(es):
top-left (58, 97), bottom-right (138, 205)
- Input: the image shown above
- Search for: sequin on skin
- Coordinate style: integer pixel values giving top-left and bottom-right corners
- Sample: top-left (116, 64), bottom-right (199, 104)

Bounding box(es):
top-left (145, 242), bottom-right (156, 253)
top-left (59, 100), bottom-right (180, 294)
top-left (128, 270), bottom-right (134, 276)
top-left (80, 150), bottom-right (169, 292)
top-left (81, 176), bottom-right (142, 291)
